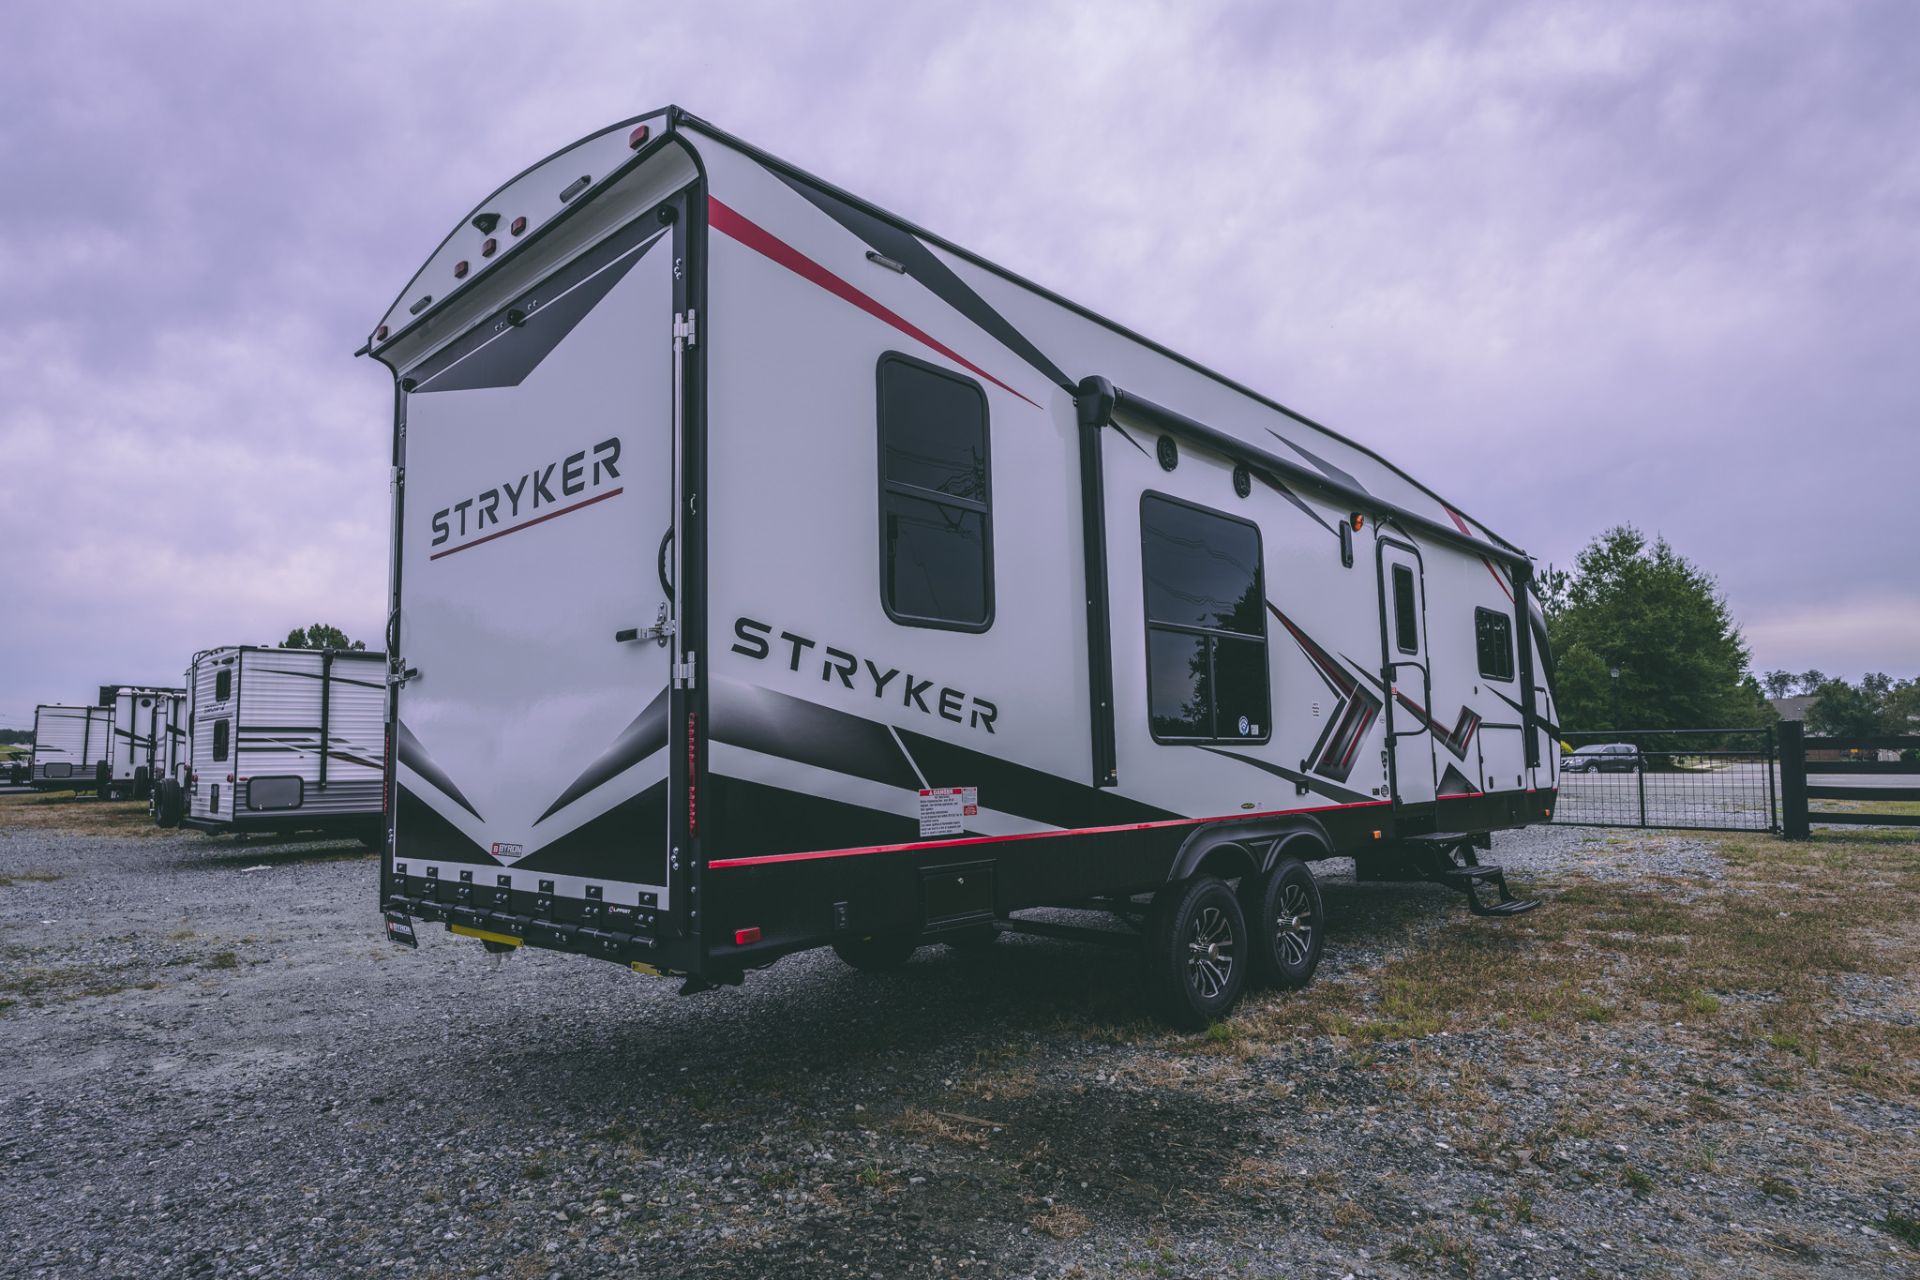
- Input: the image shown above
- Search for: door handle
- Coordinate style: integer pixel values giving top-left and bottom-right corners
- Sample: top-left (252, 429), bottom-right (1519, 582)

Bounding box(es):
top-left (617, 603), bottom-right (674, 647)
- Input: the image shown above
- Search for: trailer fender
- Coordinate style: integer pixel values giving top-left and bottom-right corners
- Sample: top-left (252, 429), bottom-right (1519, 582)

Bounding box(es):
top-left (1167, 817), bottom-right (1334, 884)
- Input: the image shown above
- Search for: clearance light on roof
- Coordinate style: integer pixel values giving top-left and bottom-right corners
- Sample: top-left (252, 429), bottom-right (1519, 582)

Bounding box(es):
top-left (374, 325), bottom-right (388, 342)
top-left (510, 215), bottom-right (527, 236)
top-left (453, 260), bottom-right (469, 279)
top-left (481, 237), bottom-right (498, 258)
top-left (629, 123), bottom-right (651, 149)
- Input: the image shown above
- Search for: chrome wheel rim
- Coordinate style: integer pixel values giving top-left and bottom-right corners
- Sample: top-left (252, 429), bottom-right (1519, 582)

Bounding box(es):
top-left (1185, 905), bottom-right (1236, 1000)
top-left (1275, 881), bottom-right (1314, 968)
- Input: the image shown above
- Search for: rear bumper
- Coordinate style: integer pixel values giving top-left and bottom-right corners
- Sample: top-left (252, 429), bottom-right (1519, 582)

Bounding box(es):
top-left (384, 888), bottom-right (690, 972)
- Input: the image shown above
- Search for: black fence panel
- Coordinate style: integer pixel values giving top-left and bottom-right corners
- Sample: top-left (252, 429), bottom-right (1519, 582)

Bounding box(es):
top-left (1780, 722), bottom-right (1920, 839)
top-left (1552, 728), bottom-right (1778, 833)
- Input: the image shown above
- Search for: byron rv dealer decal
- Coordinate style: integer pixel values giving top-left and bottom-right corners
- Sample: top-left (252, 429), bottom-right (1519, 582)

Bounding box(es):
top-left (428, 436), bottom-right (623, 559)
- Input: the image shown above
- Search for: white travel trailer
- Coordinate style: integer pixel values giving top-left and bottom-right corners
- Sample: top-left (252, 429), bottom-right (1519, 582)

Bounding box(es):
top-left (29, 703), bottom-right (113, 792)
top-left (169, 647), bottom-right (386, 840)
top-left (362, 108), bottom-right (1560, 1026)
top-left (101, 684), bottom-right (186, 800)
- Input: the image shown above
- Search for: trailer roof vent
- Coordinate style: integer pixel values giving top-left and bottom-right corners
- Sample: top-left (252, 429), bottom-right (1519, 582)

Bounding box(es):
top-left (471, 212), bottom-right (499, 234)
top-left (558, 174), bottom-right (592, 204)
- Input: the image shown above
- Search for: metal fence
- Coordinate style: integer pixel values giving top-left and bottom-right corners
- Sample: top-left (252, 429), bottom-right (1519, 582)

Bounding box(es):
top-left (1551, 727), bottom-right (1779, 833)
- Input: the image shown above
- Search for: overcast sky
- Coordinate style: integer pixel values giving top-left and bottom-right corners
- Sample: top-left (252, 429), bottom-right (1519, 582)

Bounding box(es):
top-left (2, 1), bottom-right (1915, 729)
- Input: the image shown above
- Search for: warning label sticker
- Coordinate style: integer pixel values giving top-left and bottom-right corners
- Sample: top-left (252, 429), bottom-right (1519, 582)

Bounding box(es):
top-left (917, 787), bottom-right (978, 838)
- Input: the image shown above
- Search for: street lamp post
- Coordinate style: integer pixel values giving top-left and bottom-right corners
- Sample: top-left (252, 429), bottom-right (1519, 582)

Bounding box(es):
top-left (1610, 665), bottom-right (1622, 728)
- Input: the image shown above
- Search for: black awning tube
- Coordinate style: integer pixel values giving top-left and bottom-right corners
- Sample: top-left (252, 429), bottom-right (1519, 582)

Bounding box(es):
top-left (1080, 378), bottom-right (1531, 571)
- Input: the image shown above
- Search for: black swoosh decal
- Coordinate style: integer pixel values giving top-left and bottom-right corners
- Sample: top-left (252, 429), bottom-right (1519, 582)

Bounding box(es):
top-left (1267, 428), bottom-right (1368, 494)
top-left (396, 721), bottom-right (484, 821)
top-left (712, 680), bottom-right (920, 792)
top-left (1201, 749), bottom-right (1375, 807)
top-left (773, 172), bottom-right (1075, 393)
top-left (531, 690), bottom-right (670, 826)
top-left (408, 222), bottom-right (668, 395)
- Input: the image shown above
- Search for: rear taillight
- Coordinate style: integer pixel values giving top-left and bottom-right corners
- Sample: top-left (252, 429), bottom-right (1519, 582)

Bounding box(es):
top-left (734, 927), bottom-right (760, 946)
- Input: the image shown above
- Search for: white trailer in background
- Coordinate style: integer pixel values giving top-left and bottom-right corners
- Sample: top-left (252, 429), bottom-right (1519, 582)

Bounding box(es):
top-left (100, 684), bottom-right (186, 800)
top-left (29, 704), bottom-right (114, 792)
top-left (167, 647), bottom-right (386, 840)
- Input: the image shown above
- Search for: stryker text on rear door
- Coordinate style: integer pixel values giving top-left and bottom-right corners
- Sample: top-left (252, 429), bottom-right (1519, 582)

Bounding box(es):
top-left (364, 108), bottom-right (1559, 1027)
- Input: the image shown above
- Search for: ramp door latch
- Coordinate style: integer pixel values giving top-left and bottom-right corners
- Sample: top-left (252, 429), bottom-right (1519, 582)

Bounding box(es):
top-left (616, 603), bottom-right (675, 647)
top-left (387, 663), bottom-right (419, 688)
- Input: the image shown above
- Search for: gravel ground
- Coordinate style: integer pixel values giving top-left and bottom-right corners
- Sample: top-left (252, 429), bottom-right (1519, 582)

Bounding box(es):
top-left (2, 802), bottom-right (1915, 1279)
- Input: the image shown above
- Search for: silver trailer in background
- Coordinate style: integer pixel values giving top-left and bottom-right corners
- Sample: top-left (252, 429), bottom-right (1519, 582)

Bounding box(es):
top-left (169, 647), bottom-right (386, 840)
top-left (101, 684), bottom-right (186, 800)
top-left (29, 703), bottom-right (114, 792)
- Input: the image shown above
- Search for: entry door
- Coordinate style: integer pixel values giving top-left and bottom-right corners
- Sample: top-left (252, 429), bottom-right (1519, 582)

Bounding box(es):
top-left (1378, 539), bottom-right (1437, 808)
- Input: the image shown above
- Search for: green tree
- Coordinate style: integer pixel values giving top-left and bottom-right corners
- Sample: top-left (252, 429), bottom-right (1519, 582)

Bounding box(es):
top-left (1808, 678), bottom-right (1882, 738)
top-left (1761, 669), bottom-right (1797, 699)
top-left (283, 623), bottom-right (366, 651)
top-left (1542, 526), bottom-right (1769, 738)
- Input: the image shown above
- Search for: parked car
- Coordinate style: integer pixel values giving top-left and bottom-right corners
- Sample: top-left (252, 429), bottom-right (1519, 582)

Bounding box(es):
top-left (1563, 743), bottom-right (1642, 773)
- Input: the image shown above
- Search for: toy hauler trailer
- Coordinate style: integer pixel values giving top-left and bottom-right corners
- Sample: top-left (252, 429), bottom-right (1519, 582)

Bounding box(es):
top-left (362, 108), bottom-right (1560, 1026)
top-left (169, 647), bottom-right (386, 840)
top-left (29, 704), bottom-right (113, 792)
top-left (100, 684), bottom-right (186, 800)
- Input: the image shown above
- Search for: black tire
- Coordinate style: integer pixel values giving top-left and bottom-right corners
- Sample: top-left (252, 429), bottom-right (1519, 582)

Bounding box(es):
top-left (831, 931), bottom-right (920, 973)
top-left (155, 780), bottom-right (184, 828)
top-left (1143, 876), bottom-right (1249, 1030)
top-left (94, 762), bottom-right (112, 800)
top-left (941, 923), bottom-right (1000, 952)
top-left (1242, 857), bottom-right (1325, 990)
top-left (133, 768), bottom-right (151, 801)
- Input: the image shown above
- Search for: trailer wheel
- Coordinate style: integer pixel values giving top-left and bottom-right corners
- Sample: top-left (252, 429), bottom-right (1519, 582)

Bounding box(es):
top-left (1143, 876), bottom-right (1248, 1029)
top-left (1242, 857), bottom-right (1325, 990)
top-left (831, 932), bottom-right (920, 973)
top-left (133, 767), bottom-right (151, 801)
top-left (94, 762), bottom-right (112, 800)
top-left (155, 780), bottom-right (184, 828)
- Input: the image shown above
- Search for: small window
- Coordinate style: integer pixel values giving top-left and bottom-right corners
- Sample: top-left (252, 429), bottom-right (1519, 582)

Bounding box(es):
top-left (1141, 493), bottom-right (1270, 743)
top-left (1475, 607), bottom-right (1515, 681)
top-left (214, 669), bottom-right (232, 702)
top-left (877, 354), bottom-right (992, 630)
top-left (212, 719), bottom-right (230, 763)
top-left (1391, 565), bottom-right (1420, 654)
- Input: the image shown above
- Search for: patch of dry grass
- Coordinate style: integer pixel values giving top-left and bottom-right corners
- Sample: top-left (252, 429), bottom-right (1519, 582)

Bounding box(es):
top-left (0, 868), bottom-right (63, 887)
top-left (0, 792), bottom-right (169, 838)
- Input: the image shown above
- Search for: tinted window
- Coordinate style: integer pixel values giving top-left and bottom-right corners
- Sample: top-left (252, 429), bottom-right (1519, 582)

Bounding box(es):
top-left (1141, 494), bottom-right (1269, 743)
top-left (1475, 607), bottom-right (1514, 681)
top-left (214, 669), bottom-right (232, 702)
top-left (1392, 565), bottom-right (1419, 654)
top-left (212, 719), bottom-right (230, 763)
top-left (878, 355), bottom-right (991, 628)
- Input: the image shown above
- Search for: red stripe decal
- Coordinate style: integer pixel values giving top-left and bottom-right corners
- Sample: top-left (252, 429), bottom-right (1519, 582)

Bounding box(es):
top-left (429, 488), bottom-right (623, 561)
top-left (707, 196), bottom-right (1040, 408)
top-left (1483, 557), bottom-right (1514, 601)
top-left (706, 798), bottom-right (1393, 870)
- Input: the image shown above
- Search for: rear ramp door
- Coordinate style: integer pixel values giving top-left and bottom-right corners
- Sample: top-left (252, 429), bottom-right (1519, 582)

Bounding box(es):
top-left (393, 215), bottom-right (680, 920)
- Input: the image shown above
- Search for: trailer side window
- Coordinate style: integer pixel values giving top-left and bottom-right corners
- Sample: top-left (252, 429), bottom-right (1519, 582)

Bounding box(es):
top-left (1475, 607), bottom-right (1514, 681)
top-left (1140, 494), bottom-right (1270, 743)
top-left (212, 719), bottom-right (230, 763)
top-left (877, 354), bottom-right (993, 630)
top-left (214, 669), bottom-right (232, 702)
top-left (1391, 566), bottom-right (1419, 654)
